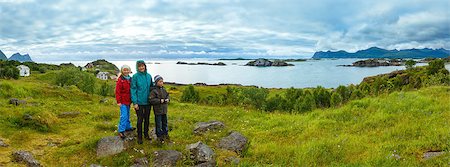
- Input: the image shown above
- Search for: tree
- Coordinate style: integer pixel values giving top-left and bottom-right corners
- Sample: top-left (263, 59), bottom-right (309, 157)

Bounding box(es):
top-left (405, 60), bottom-right (416, 69)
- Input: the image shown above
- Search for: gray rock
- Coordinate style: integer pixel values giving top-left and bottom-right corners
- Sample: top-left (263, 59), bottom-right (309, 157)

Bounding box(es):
top-left (390, 154), bottom-right (401, 160)
top-left (153, 150), bottom-right (182, 167)
top-left (194, 161), bottom-right (216, 167)
top-left (186, 141), bottom-right (215, 165)
top-left (96, 131), bottom-right (136, 157)
top-left (89, 164), bottom-right (104, 167)
top-left (218, 132), bottom-right (248, 154)
top-left (0, 138), bottom-right (8, 147)
top-left (12, 150), bottom-right (41, 167)
top-left (423, 151), bottom-right (446, 160)
top-left (23, 114), bottom-right (33, 120)
top-left (193, 121), bottom-right (225, 135)
top-left (130, 157), bottom-right (149, 167)
top-left (99, 98), bottom-right (108, 103)
top-left (9, 98), bottom-right (27, 106)
top-left (58, 111), bottom-right (81, 118)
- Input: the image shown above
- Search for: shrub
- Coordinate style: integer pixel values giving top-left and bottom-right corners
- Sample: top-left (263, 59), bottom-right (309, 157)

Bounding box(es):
top-left (265, 94), bottom-right (284, 112)
top-left (54, 68), bottom-right (97, 94)
top-left (427, 59), bottom-right (445, 75)
top-left (181, 85), bottom-right (200, 103)
top-left (330, 92), bottom-right (343, 107)
top-left (405, 60), bottom-right (416, 69)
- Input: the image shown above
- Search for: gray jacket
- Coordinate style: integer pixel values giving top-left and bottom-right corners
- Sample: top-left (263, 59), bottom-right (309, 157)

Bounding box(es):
top-left (149, 86), bottom-right (170, 115)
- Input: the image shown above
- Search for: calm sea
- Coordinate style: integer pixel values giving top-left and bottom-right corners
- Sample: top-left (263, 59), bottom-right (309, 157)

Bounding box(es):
top-left (42, 59), bottom-right (449, 88)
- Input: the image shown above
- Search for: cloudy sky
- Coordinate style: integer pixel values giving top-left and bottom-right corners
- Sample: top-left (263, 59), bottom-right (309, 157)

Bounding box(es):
top-left (1, 0), bottom-right (449, 61)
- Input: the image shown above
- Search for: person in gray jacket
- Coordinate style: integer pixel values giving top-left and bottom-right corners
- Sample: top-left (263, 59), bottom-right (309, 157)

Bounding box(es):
top-left (148, 75), bottom-right (170, 143)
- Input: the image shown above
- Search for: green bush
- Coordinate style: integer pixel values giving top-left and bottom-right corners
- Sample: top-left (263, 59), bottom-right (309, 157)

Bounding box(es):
top-left (313, 86), bottom-right (331, 108)
top-left (265, 94), bottom-right (284, 112)
top-left (98, 81), bottom-right (114, 97)
top-left (0, 61), bottom-right (20, 79)
top-left (54, 68), bottom-right (96, 94)
top-left (427, 59), bottom-right (445, 75)
top-left (330, 92), bottom-right (343, 107)
top-left (181, 85), bottom-right (200, 103)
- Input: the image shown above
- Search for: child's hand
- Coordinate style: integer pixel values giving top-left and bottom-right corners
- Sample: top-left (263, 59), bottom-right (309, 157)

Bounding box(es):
top-left (160, 99), bottom-right (165, 104)
top-left (117, 103), bottom-right (122, 106)
top-left (134, 104), bottom-right (139, 110)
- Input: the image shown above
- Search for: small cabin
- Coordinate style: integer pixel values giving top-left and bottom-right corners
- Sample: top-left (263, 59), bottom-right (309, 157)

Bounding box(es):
top-left (96, 72), bottom-right (109, 80)
top-left (16, 65), bottom-right (30, 77)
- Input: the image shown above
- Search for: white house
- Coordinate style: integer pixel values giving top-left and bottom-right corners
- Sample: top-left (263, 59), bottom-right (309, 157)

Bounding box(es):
top-left (16, 65), bottom-right (30, 77)
top-left (96, 72), bottom-right (109, 80)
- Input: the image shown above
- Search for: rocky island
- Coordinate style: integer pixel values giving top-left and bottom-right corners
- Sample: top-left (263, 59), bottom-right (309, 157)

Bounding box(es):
top-left (245, 58), bottom-right (294, 67)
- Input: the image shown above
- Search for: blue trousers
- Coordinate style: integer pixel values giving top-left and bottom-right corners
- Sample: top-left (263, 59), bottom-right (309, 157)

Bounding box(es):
top-left (155, 114), bottom-right (168, 137)
top-left (118, 104), bottom-right (133, 133)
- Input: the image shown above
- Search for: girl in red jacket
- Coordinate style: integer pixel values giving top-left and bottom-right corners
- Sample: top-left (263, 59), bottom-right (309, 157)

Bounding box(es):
top-left (115, 65), bottom-right (135, 139)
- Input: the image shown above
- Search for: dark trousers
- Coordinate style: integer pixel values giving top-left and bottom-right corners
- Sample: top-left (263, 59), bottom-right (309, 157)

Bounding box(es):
top-left (154, 114), bottom-right (168, 138)
top-left (135, 105), bottom-right (151, 139)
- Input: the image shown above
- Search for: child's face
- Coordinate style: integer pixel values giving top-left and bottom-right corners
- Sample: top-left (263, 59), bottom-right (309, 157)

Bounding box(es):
top-left (157, 80), bottom-right (164, 87)
top-left (138, 64), bottom-right (146, 72)
top-left (122, 68), bottom-right (130, 76)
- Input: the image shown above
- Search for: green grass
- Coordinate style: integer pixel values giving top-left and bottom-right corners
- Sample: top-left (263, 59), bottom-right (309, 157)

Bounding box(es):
top-left (0, 74), bottom-right (449, 166)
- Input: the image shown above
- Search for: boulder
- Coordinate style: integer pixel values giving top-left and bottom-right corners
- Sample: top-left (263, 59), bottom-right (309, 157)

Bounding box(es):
top-left (218, 132), bottom-right (248, 154)
top-left (130, 157), bottom-right (149, 167)
top-left (193, 121), bottom-right (225, 135)
top-left (153, 150), bottom-right (182, 167)
top-left (423, 151), bottom-right (446, 160)
top-left (58, 111), bottom-right (81, 118)
top-left (96, 131), bottom-right (136, 157)
top-left (9, 98), bottom-right (27, 106)
top-left (186, 141), bottom-right (215, 166)
top-left (12, 150), bottom-right (41, 167)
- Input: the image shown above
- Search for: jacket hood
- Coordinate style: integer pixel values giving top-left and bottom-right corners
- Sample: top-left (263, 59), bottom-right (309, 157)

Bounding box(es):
top-left (136, 60), bottom-right (147, 73)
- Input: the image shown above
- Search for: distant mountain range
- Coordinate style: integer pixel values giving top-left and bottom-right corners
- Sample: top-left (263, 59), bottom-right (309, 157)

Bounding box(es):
top-left (312, 47), bottom-right (450, 59)
top-left (0, 50), bottom-right (7, 60)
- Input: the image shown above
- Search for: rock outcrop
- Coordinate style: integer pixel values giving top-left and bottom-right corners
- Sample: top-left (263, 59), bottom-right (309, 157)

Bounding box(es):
top-left (193, 121), bottom-right (225, 135)
top-left (186, 141), bottom-right (215, 166)
top-left (217, 131), bottom-right (248, 155)
top-left (153, 150), bottom-right (182, 167)
top-left (12, 150), bottom-right (41, 167)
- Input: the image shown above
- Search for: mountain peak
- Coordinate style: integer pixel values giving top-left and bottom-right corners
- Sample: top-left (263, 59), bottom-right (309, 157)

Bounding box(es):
top-left (313, 47), bottom-right (450, 59)
top-left (0, 49), bottom-right (7, 60)
top-left (8, 52), bottom-right (34, 62)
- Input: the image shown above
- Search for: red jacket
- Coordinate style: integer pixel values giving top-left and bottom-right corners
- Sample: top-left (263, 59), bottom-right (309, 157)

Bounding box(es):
top-left (115, 76), bottom-right (132, 105)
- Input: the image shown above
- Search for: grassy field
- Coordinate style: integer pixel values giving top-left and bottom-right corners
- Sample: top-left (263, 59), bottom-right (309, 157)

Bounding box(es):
top-left (0, 73), bottom-right (449, 166)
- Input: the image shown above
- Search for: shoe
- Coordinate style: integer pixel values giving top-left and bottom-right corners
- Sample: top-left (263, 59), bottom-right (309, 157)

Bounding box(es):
top-left (118, 132), bottom-right (126, 139)
top-left (137, 137), bottom-right (143, 144)
top-left (163, 135), bottom-right (171, 143)
top-left (125, 127), bottom-right (136, 132)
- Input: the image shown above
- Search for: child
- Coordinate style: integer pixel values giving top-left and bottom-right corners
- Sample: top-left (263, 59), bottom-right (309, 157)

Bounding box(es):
top-left (131, 60), bottom-right (153, 144)
top-left (115, 65), bottom-right (135, 139)
top-left (149, 75), bottom-right (170, 143)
